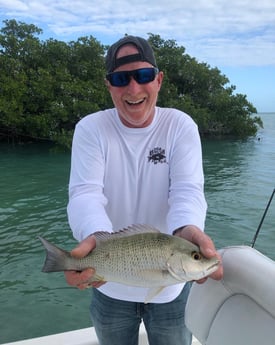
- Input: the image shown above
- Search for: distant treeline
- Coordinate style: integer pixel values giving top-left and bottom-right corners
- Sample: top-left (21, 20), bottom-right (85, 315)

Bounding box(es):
top-left (0, 19), bottom-right (262, 148)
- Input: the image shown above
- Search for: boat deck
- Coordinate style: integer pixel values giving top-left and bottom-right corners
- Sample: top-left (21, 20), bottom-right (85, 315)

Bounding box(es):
top-left (3, 323), bottom-right (201, 344)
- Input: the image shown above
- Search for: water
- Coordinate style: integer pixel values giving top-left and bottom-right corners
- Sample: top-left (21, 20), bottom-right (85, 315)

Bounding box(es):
top-left (0, 113), bottom-right (274, 343)
top-left (203, 114), bottom-right (275, 253)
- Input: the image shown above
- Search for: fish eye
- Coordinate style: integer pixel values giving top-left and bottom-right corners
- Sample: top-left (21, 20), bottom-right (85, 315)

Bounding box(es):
top-left (191, 251), bottom-right (202, 261)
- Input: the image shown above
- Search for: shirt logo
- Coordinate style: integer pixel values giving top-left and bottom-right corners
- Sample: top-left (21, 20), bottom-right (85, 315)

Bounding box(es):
top-left (148, 147), bottom-right (167, 164)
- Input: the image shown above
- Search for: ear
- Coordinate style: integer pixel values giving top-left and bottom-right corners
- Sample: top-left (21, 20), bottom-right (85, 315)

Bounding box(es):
top-left (156, 71), bottom-right (164, 90)
top-left (105, 78), bottom-right (111, 91)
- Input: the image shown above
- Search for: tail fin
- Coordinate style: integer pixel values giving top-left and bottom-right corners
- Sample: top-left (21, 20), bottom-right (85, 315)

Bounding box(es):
top-left (39, 236), bottom-right (71, 272)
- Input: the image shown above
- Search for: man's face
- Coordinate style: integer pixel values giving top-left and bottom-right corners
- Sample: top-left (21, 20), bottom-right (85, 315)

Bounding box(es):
top-left (106, 44), bottom-right (163, 128)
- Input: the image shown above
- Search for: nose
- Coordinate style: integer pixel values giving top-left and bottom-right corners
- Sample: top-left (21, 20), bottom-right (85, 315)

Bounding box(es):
top-left (126, 76), bottom-right (142, 92)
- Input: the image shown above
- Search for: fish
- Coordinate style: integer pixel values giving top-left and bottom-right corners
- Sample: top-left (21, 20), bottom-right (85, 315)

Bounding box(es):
top-left (39, 225), bottom-right (219, 302)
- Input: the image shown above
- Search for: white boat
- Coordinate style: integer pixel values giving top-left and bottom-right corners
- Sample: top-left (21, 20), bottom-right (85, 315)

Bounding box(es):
top-left (3, 245), bottom-right (275, 345)
top-left (185, 245), bottom-right (275, 345)
top-left (2, 322), bottom-right (200, 345)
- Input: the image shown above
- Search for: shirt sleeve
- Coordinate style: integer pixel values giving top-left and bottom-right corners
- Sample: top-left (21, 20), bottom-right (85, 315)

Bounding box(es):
top-left (67, 119), bottom-right (112, 241)
top-left (167, 117), bottom-right (207, 233)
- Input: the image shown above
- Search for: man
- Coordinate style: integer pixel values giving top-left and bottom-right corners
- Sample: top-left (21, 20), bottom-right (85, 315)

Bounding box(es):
top-left (65, 36), bottom-right (223, 345)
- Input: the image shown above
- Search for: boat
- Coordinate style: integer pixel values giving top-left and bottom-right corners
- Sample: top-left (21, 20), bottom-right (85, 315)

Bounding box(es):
top-left (2, 322), bottom-right (200, 344)
top-left (4, 245), bottom-right (275, 345)
top-left (185, 245), bottom-right (275, 345)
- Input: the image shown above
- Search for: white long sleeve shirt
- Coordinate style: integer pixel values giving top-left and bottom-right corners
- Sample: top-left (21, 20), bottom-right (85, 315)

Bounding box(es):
top-left (67, 106), bottom-right (207, 303)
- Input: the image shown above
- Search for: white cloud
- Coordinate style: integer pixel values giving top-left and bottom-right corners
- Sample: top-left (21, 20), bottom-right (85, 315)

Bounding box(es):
top-left (0, 0), bottom-right (275, 67)
top-left (0, 0), bottom-right (28, 11)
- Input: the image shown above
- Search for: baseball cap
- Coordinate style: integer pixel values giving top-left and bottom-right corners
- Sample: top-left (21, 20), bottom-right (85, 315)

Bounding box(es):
top-left (105, 35), bottom-right (157, 73)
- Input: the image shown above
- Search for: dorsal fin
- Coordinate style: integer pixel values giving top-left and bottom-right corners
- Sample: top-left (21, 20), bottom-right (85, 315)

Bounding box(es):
top-left (93, 224), bottom-right (160, 244)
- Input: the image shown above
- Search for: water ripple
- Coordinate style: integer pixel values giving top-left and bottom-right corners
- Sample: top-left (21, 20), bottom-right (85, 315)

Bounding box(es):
top-left (1, 114), bottom-right (275, 342)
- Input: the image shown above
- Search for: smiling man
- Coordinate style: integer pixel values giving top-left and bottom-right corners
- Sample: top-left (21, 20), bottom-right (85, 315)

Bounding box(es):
top-left (105, 39), bottom-right (163, 128)
top-left (65, 36), bottom-right (223, 345)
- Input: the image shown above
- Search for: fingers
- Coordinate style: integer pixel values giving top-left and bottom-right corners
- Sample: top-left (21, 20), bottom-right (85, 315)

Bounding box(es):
top-left (64, 235), bottom-right (101, 290)
top-left (175, 225), bottom-right (214, 256)
top-left (195, 263), bottom-right (223, 283)
top-left (70, 235), bottom-right (96, 259)
top-left (175, 225), bottom-right (224, 282)
top-left (64, 268), bottom-right (106, 289)
top-left (194, 234), bottom-right (223, 281)
top-left (195, 277), bottom-right (208, 284)
top-left (208, 252), bottom-right (223, 281)
top-left (194, 232), bottom-right (223, 281)
top-left (88, 280), bottom-right (106, 289)
top-left (64, 268), bottom-right (95, 287)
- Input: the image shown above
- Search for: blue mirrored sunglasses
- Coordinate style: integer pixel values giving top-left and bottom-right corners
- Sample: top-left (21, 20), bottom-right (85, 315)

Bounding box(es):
top-left (106, 67), bottom-right (159, 87)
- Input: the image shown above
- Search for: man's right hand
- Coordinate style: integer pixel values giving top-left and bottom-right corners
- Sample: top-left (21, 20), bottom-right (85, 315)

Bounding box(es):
top-left (64, 235), bottom-right (105, 289)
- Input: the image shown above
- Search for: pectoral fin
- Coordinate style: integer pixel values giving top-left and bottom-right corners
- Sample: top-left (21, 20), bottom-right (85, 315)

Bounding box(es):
top-left (144, 286), bottom-right (166, 304)
top-left (167, 259), bottom-right (186, 282)
top-left (87, 273), bottom-right (105, 283)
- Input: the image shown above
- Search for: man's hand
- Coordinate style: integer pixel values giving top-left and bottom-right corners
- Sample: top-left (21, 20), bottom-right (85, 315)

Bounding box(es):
top-left (64, 235), bottom-right (105, 289)
top-left (174, 225), bottom-right (223, 283)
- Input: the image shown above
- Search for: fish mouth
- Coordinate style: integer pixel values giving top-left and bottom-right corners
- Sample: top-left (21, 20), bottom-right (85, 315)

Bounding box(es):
top-left (206, 261), bottom-right (220, 272)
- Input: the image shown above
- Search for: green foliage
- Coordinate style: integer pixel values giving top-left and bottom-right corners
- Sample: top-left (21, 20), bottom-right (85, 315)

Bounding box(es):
top-left (148, 33), bottom-right (262, 138)
top-left (0, 20), bottom-right (262, 148)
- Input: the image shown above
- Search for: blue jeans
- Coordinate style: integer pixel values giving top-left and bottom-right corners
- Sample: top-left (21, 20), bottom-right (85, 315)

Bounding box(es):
top-left (90, 283), bottom-right (192, 345)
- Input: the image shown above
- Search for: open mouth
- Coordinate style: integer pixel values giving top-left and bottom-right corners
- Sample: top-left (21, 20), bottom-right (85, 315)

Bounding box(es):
top-left (126, 98), bottom-right (145, 106)
top-left (206, 261), bottom-right (220, 272)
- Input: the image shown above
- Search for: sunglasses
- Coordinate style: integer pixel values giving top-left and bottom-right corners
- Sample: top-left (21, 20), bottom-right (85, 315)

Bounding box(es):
top-left (106, 67), bottom-right (159, 87)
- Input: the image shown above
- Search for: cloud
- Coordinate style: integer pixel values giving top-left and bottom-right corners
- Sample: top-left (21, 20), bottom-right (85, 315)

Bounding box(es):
top-left (0, 0), bottom-right (275, 67)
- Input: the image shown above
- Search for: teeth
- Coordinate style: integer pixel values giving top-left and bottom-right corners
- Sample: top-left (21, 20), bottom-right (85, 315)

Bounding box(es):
top-left (127, 98), bottom-right (144, 105)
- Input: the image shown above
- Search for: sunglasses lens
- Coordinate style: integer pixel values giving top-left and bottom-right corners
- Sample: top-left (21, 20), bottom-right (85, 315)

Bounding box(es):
top-left (108, 72), bottom-right (130, 87)
top-left (107, 68), bottom-right (158, 87)
top-left (135, 68), bottom-right (157, 84)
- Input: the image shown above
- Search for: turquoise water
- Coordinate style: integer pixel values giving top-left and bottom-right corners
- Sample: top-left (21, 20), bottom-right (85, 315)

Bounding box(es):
top-left (203, 114), bottom-right (275, 253)
top-left (0, 113), bottom-right (274, 343)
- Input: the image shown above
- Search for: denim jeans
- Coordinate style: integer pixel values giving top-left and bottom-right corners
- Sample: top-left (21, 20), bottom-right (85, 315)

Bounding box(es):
top-left (90, 283), bottom-right (192, 345)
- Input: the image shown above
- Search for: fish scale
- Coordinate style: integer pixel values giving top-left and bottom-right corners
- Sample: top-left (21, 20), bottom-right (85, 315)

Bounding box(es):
top-left (90, 233), bottom-right (172, 284)
top-left (39, 224), bottom-right (219, 301)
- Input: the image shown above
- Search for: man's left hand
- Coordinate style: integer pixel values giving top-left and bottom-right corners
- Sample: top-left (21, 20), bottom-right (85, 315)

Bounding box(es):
top-left (174, 225), bottom-right (223, 283)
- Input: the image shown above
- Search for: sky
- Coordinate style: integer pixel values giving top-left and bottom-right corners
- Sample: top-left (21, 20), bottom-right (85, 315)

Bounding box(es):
top-left (0, 0), bottom-right (275, 112)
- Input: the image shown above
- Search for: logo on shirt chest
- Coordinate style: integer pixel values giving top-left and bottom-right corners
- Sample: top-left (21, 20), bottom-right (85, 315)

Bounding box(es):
top-left (148, 147), bottom-right (167, 164)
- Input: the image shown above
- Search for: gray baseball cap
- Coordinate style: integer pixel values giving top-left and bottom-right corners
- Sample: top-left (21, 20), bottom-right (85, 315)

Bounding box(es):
top-left (105, 35), bottom-right (157, 73)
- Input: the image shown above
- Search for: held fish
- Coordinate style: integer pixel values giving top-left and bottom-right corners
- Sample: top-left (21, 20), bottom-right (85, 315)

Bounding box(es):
top-left (39, 225), bottom-right (219, 302)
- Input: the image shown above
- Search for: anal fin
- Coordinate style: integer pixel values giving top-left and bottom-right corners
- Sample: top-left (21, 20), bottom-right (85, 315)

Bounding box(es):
top-left (87, 274), bottom-right (105, 283)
